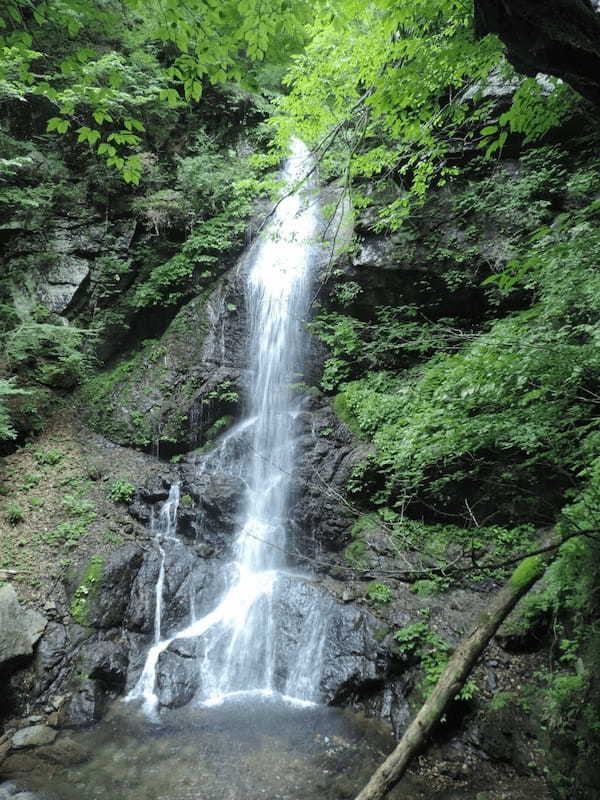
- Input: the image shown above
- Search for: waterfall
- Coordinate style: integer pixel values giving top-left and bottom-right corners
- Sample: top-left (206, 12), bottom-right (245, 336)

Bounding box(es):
top-left (127, 139), bottom-right (329, 714)
top-left (152, 485), bottom-right (180, 643)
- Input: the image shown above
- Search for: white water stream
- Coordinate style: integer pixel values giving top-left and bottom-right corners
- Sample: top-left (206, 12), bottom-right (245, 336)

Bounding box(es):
top-left (127, 139), bottom-right (327, 715)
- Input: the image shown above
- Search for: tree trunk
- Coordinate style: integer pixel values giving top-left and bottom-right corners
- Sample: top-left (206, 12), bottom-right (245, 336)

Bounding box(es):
top-left (354, 553), bottom-right (551, 800)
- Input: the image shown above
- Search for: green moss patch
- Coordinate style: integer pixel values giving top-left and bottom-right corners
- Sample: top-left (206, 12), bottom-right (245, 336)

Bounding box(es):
top-left (510, 555), bottom-right (545, 590)
top-left (70, 554), bottom-right (104, 626)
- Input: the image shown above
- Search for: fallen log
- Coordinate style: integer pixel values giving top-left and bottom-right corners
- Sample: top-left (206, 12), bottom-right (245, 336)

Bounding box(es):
top-left (354, 546), bottom-right (559, 800)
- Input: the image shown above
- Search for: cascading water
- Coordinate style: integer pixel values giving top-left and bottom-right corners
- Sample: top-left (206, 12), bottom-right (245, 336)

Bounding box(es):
top-left (127, 139), bottom-right (329, 715)
top-left (152, 485), bottom-right (180, 644)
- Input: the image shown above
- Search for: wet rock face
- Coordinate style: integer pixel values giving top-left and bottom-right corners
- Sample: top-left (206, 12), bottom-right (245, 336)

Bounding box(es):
top-left (85, 545), bottom-right (144, 629)
top-left (83, 269), bottom-right (249, 457)
top-left (289, 403), bottom-right (365, 559)
top-left (179, 469), bottom-right (246, 543)
top-left (16, 410), bottom-right (493, 740)
top-left (271, 575), bottom-right (410, 731)
top-left (63, 679), bottom-right (106, 728)
top-left (0, 783), bottom-right (51, 800)
top-left (33, 623), bottom-right (69, 697)
top-left (3, 213), bottom-right (136, 316)
top-left (156, 640), bottom-right (200, 708)
top-left (320, 603), bottom-right (390, 703)
top-left (78, 637), bottom-right (129, 690)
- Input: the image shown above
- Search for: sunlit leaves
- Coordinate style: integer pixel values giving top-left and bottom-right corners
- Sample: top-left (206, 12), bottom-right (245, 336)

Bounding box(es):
top-left (273, 0), bottom-right (575, 225)
top-left (93, 110), bottom-right (113, 125)
top-left (0, 0), bottom-right (310, 182)
top-left (159, 88), bottom-right (181, 106)
top-left (76, 126), bottom-right (101, 145)
top-left (47, 117), bottom-right (71, 134)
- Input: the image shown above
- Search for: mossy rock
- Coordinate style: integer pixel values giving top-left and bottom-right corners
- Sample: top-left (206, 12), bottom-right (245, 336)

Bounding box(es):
top-left (70, 555), bottom-right (105, 626)
top-left (80, 285), bottom-right (241, 454)
top-left (332, 392), bottom-right (363, 438)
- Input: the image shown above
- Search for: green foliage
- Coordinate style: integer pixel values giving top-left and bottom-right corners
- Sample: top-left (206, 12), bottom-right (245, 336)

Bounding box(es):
top-left (130, 180), bottom-right (259, 308)
top-left (332, 392), bottom-right (363, 438)
top-left (203, 380), bottom-right (239, 406)
top-left (344, 538), bottom-right (367, 569)
top-left (32, 479), bottom-right (96, 550)
top-left (38, 520), bottom-right (87, 550)
top-left (62, 491), bottom-right (96, 519)
top-left (501, 591), bottom-right (551, 640)
top-left (103, 529), bottom-right (124, 547)
top-left (130, 189), bottom-right (188, 233)
top-left (495, 78), bottom-right (574, 147)
top-left (109, 478), bottom-right (135, 503)
top-left (394, 614), bottom-right (476, 700)
top-left (81, 357), bottom-right (141, 441)
top-left (544, 671), bottom-right (589, 733)
top-left (343, 513), bottom-right (379, 568)
top-left (4, 500), bottom-right (24, 524)
top-left (33, 448), bottom-right (63, 466)
top-left (328, 193), bottom-right (600, 529)
top-left (289, 381), bottom-right (321, 398)
top-left (351, 514), bottom-right (379, 538)
top-left (310, 306), bottom-right (460, 393)
top-left (0, 377), bottom-right (28, 442)
top-left (272, 0), bottom-right (577, 225)
top-left (5, 323), bottom-right (93, 389)
top-left (205, 415), bottom-right (234, 440)
top-left (70, 555), bottom-right (104, 625)
top-left (0, 0), bottom-right (307, 182)
top-left (488, 691), bottom-right (510, 712)
top-left (20, 471), bottom-right (41, 490)
top-left (366, 581), bottom-right (393, 605)
top-left (411, 579), bottom-right (445, 598)
top-left (32, 447), bottom-right (63, 466)
top-left (394, 619), bottom-right (433, 656)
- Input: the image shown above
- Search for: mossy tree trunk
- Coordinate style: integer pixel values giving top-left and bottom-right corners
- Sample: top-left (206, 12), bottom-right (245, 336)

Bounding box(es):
top-left (354, 553), bottom-right (550, 800)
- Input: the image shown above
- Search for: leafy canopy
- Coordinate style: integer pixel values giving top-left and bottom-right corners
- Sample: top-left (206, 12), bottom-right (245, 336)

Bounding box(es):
top-left (272, 0), bottom-right (575, 225)
top-left (0, 0), bottom-right (310, 181)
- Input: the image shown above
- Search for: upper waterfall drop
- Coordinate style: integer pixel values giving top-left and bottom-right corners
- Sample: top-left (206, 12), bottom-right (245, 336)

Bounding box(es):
top-left (127, 138), bottom-right (330, 713)
top-left (236, 138), bottom-right (318, 574)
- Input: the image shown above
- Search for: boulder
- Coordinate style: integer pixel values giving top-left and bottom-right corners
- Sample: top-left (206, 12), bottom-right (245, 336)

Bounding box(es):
top-left (36, 735), bottom-right (89, 766)
top-left (478, 701), bottom-right (532, 775)
top-left (11, 726), bottom-right (56, 750)
top-left (155, 644), bottom-right (199, 708)
top-left (0, 586), bottom-right (46, 669)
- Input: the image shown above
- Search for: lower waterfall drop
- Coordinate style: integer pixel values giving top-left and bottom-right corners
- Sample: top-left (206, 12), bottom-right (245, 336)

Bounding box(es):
top-left (127, 138), bottom-right (330, 714)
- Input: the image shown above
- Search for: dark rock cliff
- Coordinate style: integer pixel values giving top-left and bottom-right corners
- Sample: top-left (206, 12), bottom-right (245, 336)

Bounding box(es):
top-left (475, 0), bottom-right (600, 103)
